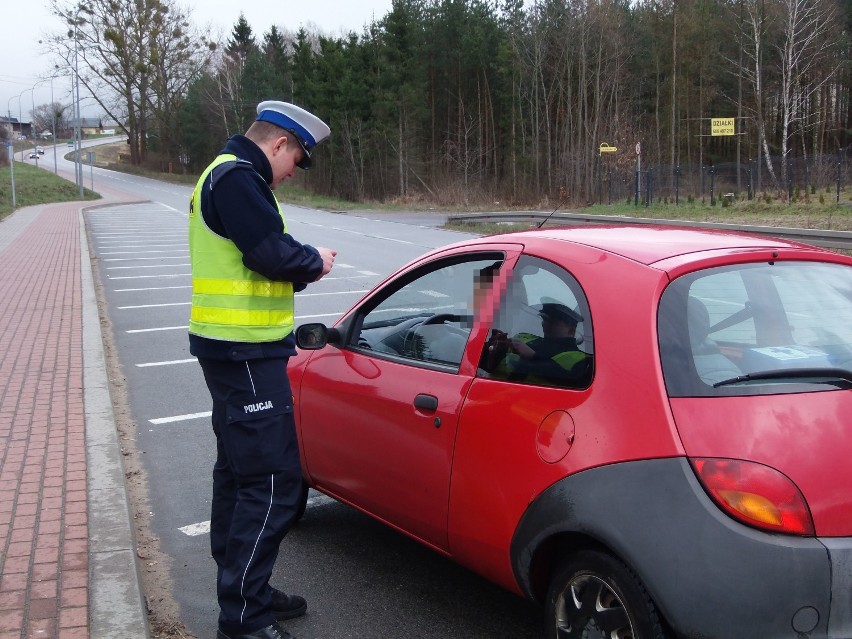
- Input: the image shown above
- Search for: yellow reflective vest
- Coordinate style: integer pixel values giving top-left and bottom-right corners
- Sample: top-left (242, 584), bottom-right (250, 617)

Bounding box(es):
top-left (188, 154), bottom-right (294, 343)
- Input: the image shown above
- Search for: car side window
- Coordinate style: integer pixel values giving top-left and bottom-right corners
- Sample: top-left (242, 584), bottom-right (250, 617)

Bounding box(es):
top-left (478, 255), bottom-right (594, 389)
top-left (352, 256), bottom-right (504, 369)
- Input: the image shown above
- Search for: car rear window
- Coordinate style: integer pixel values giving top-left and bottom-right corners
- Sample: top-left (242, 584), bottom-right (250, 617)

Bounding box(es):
top-left (658, 261), bottom-right (852, 397)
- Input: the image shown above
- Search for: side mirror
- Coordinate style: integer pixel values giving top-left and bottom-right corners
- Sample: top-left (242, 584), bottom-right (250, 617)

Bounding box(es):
top-left (295, 323), bottom-right (341, 350)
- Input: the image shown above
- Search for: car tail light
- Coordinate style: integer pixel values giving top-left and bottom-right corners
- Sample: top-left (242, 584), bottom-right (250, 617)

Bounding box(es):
top-left (690, 458), bottom-right (814, 536)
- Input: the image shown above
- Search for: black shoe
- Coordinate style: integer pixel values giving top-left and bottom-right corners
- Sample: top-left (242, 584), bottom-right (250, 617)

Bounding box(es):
top-left (270, 587), bottom-right (307, 620)
top-left (217, 622), bottom-right (294, 639)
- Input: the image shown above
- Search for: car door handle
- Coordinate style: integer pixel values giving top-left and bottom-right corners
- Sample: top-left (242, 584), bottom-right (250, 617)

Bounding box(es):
top-left (413, 394), bottom-right (438, 412)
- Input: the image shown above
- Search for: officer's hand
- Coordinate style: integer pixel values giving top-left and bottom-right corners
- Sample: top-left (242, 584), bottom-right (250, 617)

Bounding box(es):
top-left (315, 247), bottom-right (337, 280)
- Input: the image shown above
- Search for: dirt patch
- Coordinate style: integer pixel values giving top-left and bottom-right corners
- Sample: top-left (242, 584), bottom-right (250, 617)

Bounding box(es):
top-left (88, 236), bottom-right (197, 639)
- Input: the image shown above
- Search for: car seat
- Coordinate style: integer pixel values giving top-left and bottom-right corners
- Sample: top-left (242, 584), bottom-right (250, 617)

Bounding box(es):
top-left (688, 296), bottom-right (742, 385)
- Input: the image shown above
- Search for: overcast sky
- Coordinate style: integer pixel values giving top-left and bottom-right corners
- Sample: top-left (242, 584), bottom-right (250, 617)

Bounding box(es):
top-left (0, 0), bottom-right (394, 122)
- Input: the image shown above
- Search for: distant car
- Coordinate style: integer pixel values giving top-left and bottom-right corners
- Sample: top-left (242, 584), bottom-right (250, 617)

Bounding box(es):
top-left (291, 225), bottom-right (852, 639)
top-left (36, 147), bottom-right (45, 155)
top-left (28, 152), bottom-right (38, 159)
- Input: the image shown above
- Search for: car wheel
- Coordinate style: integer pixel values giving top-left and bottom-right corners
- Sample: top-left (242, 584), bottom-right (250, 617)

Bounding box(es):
top-left (546, 550), bottom-right (669, 639)
top-left (292, 480), bottom-right (309, 524)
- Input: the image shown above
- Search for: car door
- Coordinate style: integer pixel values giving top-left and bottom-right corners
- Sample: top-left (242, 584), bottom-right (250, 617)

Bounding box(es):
top-left (297, 250), bottom-right (516, 551)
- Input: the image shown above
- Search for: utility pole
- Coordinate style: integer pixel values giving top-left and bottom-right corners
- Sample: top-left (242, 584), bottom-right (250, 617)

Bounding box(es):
top-left (69, 7), bottom-right (84, 197)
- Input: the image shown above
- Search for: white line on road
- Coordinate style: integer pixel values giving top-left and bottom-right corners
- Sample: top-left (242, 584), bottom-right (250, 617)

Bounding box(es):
top-left (115, 285), bottom-right (191, 292)
top-left (126, 311), bottom-right (341, 333)
top-left (101, 250), bottom-right (189, 255)
top-left (127, 325), bottom-right (188, 333)
top-left (109, 274), bottom-right (189, 280)
top-left (137, 358), bottom-right (196, 367)
top-left (150, 411), bottom-right (211, 424)
top-left (107, 264), bottom-right (190, 270)
top-left (179, 521), bottom-right (210, 536)
top-left (177, 495), bottom-right (336, 537)
top-left (103, 256), bottom-right (188, 262)
top-left (296, 290), bottom-right (368, 298)
top-left (118, 302), bottom-right (190, 309)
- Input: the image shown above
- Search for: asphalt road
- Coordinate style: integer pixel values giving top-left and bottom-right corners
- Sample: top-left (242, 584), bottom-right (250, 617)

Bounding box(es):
top-left (74, 152), bottom-right (545, 639)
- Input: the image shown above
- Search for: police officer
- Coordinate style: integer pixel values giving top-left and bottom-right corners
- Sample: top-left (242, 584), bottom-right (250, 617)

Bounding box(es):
top-left (188, 100), bottom-right (337, 639)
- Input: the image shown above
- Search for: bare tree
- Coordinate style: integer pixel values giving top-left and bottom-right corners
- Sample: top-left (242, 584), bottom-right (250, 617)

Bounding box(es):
top-left (776, 0), bottom-right (838, 193)
top-left (47, 0), bottom-right (210, 165)
top-left (30, 102), bottom-right (68, 138)
top-left (739, 0), bottom-right (780, 189)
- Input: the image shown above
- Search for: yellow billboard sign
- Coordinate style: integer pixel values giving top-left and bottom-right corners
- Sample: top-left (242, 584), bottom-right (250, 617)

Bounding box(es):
top-left (711, 118), bottom-right (736, 136)
top-left (599, 143), bottom-right (618, 154)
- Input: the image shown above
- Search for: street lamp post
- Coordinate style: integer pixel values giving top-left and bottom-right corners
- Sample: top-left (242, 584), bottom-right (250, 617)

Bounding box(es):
top-left (50, 77), bottom-right (57, 174)
top-left (18, 87), bottom-right (35, 162)
top-left (73, 10), bottom-right (84, 197)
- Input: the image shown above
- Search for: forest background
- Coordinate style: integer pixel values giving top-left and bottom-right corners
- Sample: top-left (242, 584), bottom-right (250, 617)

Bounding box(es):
top-left (26, 0), bottom-right (852, 206)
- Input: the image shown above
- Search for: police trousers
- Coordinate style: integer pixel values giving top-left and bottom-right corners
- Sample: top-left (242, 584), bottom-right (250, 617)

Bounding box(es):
top-left (198, 356), bottom-right (302, 634)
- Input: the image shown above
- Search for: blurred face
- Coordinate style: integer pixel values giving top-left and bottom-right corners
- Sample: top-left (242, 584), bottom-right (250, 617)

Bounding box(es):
top-left (268, 135), bottom-right (305, 187)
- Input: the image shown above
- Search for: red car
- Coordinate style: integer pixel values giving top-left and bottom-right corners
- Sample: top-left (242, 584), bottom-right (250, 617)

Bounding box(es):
top-left (290, 225), bottom-right (852, 639)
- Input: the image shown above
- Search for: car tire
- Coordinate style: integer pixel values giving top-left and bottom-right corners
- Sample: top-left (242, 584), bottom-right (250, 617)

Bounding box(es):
top-left (292, 479), bottom-right (310, 524)
top-left (546, 549), bottom-right (669, 639)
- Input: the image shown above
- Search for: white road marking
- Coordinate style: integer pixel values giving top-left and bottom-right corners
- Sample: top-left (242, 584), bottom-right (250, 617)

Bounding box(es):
top-left (149, 411), bottom-right (211, 424)
top-left (177, 495), bottom-right (337, 536)
top-left (179, 521), bottom-right (210, 536)
top-left (103, 256), bottom-right (188, 262)
top-left (118, 302), bottom-right (191, 309)
top-left (107, 264), bottom-right (190, 270)
top-left (296, 290), bottom-right (368, 298)
top-left (137, 358), bottom-right (196, 367)
top-left (127, 325), bottom-right (188, 333)
top-left (101, 250), bottom-right (189, 255)
top-left (108, 274), bottom-right (189, 280)
top-left (115, 285), bottom-right (192, 292)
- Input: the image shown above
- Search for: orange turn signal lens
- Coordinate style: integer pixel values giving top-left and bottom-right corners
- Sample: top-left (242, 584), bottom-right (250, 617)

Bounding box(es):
top-left (691, 458), bottom-right (814, 536)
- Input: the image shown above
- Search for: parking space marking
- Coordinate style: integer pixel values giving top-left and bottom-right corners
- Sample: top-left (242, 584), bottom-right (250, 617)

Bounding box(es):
top-left (101, 250), bottom-right (189, 255)
top-left (126, 311), bottom-right (342, 334)
top-left (137, 359), bottom-right (196, 368)
top-left (127, 325), bottom-right (188, 333)
top-left (115, 285), bottom-right (192, 292)
top-left (103, 256), bottom-right (189, 262)
top-left (179, 522), bottom-right (210, 536)
top-left (150, 411), bottom-right (211, 424)
top-left (107, 264), bottom-right (190, 270)
top-left (297, 290), bottom-right (368, 298)
top-left (177, 495), bottom-right (336, 537)
top-left (118, 302), bottom-right (190, 310)
top-left (97, 243), bottom-right (186, 249)
top-left (108, 273), bottom-right (190, 280)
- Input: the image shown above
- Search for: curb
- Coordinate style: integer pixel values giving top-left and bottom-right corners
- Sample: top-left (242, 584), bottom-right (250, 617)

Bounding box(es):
top-left (79, 205), bottom-right (150, 638)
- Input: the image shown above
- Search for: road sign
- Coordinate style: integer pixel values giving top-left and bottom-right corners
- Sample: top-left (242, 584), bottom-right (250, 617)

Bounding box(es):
top-left (636, 142), bottom-right (642, 155)
top-left (711, 117), bottom-right (736, 136)
top-left (599, 143), bottom-right (618, 154)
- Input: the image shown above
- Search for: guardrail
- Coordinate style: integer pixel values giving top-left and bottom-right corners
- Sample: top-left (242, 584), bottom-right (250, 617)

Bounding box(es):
top-left (446, 211), bottom-right (852, 251)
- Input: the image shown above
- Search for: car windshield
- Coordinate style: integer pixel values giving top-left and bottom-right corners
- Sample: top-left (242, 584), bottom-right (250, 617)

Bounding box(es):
top-left (658, 260), bottom-right (852, 397)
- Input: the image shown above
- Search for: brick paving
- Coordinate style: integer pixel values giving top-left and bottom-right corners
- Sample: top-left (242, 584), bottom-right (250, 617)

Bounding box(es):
top-left (0, 202), bottom-right (89, 639)
top-left (0, 189), bottom-right (149, 639)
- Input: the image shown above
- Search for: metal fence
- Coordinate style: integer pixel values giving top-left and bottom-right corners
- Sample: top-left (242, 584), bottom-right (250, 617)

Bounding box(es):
top-left (596, 151), bottom-right (852, 206)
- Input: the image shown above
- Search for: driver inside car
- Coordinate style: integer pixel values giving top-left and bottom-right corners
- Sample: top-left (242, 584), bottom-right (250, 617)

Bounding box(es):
top-left (483, 300), bottom-right (590, 387)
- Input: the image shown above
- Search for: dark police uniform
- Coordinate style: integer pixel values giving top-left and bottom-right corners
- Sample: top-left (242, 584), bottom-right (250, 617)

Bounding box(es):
top-left (189, 115), bottom-right (328, 637)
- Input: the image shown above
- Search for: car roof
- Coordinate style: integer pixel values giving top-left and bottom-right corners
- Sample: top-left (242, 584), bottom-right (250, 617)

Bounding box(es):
top-left (476, 224), bottom-right (819, 266)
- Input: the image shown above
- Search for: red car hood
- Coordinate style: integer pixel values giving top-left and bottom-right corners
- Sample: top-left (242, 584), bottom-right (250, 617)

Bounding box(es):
top-left (670, 390), bottom-right (852, 537)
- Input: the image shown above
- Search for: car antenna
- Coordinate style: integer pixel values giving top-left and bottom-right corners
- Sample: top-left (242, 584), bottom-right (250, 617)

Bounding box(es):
top-left (537, 187), bottom-right (567, 228)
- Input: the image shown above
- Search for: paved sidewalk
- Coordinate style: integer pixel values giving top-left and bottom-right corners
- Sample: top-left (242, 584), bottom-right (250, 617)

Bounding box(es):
top-left (0, 198), bottom-right (149, 638)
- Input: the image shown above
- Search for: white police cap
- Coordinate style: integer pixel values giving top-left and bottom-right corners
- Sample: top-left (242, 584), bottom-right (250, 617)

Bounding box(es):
top-left (255, 100), bottom-right (330, 170)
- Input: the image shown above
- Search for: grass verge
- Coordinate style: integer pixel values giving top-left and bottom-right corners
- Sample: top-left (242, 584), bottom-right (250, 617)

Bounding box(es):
top-left (0, 161), bottom-right (99, 221)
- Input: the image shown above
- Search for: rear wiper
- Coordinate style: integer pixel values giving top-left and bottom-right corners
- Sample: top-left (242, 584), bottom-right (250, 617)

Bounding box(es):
top-left (713, 367), bottom-right (852, 388)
